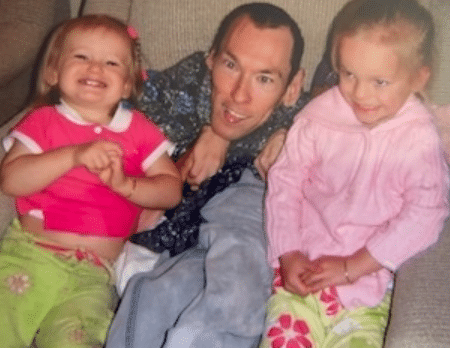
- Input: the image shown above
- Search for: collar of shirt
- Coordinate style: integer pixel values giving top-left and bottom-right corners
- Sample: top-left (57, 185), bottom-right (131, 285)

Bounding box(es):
top-left (56, 100), bottom-right (133, 133)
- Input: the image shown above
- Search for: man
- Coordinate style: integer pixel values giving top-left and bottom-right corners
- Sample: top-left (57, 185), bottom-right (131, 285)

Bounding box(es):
top-left (107, 3), bottom-right (307, 347)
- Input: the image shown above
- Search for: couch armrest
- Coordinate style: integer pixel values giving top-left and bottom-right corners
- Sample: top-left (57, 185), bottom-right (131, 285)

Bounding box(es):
top-left (384, 216), bottom-right (450, 347)
top-left (0, 111), bottom-right (27, 239)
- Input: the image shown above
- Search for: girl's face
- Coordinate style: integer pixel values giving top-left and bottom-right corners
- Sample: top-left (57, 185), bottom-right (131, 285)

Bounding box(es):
top-left (47, 28), bottom-right (133, 122)
top-left (337, 31), bottom-right (429, 128)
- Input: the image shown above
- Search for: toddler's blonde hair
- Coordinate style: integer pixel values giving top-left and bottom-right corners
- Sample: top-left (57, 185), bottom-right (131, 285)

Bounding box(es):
top-left (330, 0), bottom-right (435, 73)
top-left (34, 14), bottom-right (144, 108)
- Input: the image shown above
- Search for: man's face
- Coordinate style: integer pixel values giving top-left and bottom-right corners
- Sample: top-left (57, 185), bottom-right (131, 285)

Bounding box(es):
top-left (206, 16), bottom-right (298, 141)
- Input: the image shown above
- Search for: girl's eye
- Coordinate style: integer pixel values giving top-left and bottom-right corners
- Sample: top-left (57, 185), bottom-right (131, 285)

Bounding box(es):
top-left (106, 60), bottom-right (120, 66)
top-left (341, 70), bottom-right (354, 79)
top-left (74, 54), bottom-right (88, 60)
top-left (375, 79), bottom-right (389, 87)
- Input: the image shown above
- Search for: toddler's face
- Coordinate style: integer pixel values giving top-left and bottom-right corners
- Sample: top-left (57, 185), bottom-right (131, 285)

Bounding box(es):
top-left (47, 28), bottom-right (133, 122)
top-left (337, 32), bottom-right (429, 128)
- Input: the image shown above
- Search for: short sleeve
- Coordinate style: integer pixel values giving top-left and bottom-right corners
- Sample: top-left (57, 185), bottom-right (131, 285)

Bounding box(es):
top-left (3, 107), bottom-right (54, 153)
top-left (130, 111), bottom-right (175, 172)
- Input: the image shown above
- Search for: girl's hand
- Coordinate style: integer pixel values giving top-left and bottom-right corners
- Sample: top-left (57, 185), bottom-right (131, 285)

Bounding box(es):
top-left (302, 256), bottom-right (348, 292)
top-left (303, 248), bottom-right (383, 293)
top-left (97, 153), bottom-right (135, 197)
top-left (74, 140), bottom-right (123, 173)
top-left (279, 251), bottom-right (319, 297)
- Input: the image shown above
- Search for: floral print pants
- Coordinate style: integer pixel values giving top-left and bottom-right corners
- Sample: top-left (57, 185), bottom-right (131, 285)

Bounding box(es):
top-left (260, 269), bottom-right (391, 348)
top-left (0, 219), bottom-right (117, 348)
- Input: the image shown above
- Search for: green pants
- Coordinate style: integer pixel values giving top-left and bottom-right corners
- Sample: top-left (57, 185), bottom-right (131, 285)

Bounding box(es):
top-left (0, 219), bottom-right (118, 348)
top-left (260, 282), bottom-right (391, 348)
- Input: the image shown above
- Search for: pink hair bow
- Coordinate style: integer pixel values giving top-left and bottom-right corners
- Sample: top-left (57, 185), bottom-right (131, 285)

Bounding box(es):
top-left (127, 25), bottom-right (139, 39)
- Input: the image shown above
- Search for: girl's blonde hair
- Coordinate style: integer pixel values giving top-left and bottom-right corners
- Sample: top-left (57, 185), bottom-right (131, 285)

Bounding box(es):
top-left (330, 0), bottom-right (435, 72)
top-left (34, 14), bottom-right (144, 108)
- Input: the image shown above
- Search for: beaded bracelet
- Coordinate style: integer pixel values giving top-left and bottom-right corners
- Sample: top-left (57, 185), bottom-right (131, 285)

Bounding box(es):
top-left (344, 259), bottom-right (352, 284)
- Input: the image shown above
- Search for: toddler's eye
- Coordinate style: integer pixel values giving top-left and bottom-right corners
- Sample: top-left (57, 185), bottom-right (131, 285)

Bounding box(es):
top-left (342, 70), bottom-right (353, 78)
top-left (74, 54), bottom-right (88, 60)
top-left (106, 60), bottom-right (120, 66)
top-left (375, 79), bottom-right (389, 87)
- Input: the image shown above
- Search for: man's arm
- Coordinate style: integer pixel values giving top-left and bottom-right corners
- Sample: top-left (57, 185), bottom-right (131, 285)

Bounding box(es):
top-left (176, 125), bottom-right (230, 189)
top-left (254, 128), bottom-right (287, 180)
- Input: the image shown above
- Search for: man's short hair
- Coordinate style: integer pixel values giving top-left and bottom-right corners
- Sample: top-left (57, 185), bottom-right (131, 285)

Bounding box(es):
top-left (210, 2), bottom-right (304, 83)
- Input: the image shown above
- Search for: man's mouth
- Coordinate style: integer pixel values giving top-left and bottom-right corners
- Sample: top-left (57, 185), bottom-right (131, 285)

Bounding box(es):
top-left (224, 108), bottom-right (246, 124)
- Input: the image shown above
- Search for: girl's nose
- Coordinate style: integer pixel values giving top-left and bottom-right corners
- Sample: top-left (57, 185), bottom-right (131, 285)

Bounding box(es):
top-left (353, 80), bottom-right (370, 100)
top-left (87, 60), bottom-right (103, 72)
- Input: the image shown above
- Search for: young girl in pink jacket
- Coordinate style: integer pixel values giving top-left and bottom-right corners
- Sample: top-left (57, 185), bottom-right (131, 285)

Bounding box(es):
top-left (260, 0), bottom-right (449, 347)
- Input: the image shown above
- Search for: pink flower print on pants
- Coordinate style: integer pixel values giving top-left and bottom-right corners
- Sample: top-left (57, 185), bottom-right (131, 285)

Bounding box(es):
top-left (319, 286), bottom-right (342, 317)
top-left (266, 313), bottom-right (313, 348)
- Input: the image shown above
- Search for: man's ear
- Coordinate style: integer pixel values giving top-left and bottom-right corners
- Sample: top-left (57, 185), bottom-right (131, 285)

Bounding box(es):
top-left (206, 51), bottom-right (215, 71)
top-left (282, 68), bottom-right (305, 107)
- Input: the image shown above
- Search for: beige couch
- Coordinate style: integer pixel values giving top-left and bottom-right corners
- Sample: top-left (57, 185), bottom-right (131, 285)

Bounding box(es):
top-left (0, 0), bottom-right (71, 127)
top-left (1, 0), bottom-right (449, 346)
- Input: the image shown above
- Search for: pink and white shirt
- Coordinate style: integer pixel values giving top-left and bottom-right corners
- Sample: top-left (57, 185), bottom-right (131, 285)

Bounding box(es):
top-left (4, 101), bottom-right (174, 238)
top-left (266, 87), bottom-right (449, 308)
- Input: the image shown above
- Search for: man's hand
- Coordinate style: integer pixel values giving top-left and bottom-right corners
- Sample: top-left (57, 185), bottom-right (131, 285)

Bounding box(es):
top-left (254, 128), bottom-right (287, 180)
top-left (177, 125), bottom-right (230, 189)
top-left (279, 251), bottom-right (319, 297)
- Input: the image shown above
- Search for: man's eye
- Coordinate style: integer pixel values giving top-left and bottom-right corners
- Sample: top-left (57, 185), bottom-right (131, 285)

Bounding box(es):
top-left (224, 59), bottom-right (235, 69)
top-left (258, 75), bottom-right (273, 84)
top-left (106, 60), bottom-right (119, 66)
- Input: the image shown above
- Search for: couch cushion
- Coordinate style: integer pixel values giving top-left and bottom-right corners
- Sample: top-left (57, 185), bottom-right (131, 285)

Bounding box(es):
top-left (82, 0), bottom-right (448, 104)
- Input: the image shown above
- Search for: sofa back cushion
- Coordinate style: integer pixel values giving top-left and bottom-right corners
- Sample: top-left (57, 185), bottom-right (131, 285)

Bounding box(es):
top-left (82, 0), bottom-right (448, 104)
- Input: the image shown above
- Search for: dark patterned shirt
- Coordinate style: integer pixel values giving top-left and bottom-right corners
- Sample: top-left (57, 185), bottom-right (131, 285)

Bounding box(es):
top-left (130, 52), bottom-right (309, 255)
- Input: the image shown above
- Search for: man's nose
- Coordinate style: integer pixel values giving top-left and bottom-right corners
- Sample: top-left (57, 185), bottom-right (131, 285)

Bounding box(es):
top-left (231, 75), bottom-right (251, 103)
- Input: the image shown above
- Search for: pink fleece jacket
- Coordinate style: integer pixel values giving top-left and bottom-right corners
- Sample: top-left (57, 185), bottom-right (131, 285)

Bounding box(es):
top-left (266, 87), bottom-right (449, 309)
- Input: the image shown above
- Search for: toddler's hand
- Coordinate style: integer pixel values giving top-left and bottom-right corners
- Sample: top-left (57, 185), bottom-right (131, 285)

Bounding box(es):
top-left (302, 255), bottom-right (348, 292)
top-left (97, 153), bottom-right (135, 197)
top-left (279, 251), bottom-right (320, 297)
top-left (74, 141), bottom-right (123, 173)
